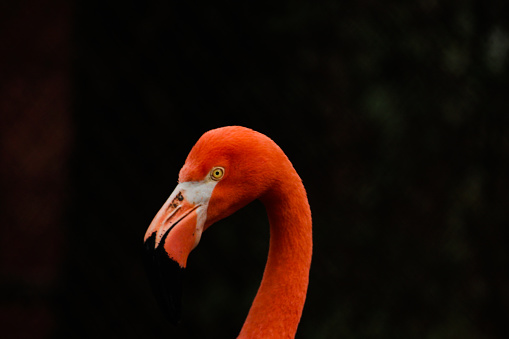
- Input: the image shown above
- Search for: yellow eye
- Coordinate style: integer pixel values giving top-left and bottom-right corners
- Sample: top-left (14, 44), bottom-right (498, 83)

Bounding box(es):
top-left (210, 167), bottom-right (225, 181)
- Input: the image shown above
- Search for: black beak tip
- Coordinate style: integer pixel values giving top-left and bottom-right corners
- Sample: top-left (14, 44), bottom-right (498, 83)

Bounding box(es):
top-left (142, 233), bottom-right (185, 325)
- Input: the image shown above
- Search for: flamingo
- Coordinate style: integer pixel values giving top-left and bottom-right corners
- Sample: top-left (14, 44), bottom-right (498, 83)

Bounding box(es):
top-left (142, 126), bottom-right (312, 338)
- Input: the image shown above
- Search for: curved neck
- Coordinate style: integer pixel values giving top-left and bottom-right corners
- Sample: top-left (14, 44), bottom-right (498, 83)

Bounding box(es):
top-left (238, 171), bottom-right (312, 339)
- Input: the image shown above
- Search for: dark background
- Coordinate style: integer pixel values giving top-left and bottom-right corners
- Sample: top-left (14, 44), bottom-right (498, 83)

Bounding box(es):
top-left (1, 0), bottom-right (508, 338)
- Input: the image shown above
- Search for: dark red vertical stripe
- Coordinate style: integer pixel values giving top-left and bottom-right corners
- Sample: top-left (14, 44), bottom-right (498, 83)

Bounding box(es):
top-left (0, 1), bottom-right (72, 338)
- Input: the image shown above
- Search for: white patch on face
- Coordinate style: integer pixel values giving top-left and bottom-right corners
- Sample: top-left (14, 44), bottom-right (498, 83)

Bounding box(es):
top-left (153, 179), bottom-right (219, 249)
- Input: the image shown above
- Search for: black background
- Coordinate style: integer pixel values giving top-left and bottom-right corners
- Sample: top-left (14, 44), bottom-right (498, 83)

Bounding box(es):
top-left (1, 1), bottom-right (509, 338)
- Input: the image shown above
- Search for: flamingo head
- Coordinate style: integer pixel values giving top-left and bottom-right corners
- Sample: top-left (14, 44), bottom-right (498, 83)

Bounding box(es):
top-left (142, 126), bottom-right (285, 323)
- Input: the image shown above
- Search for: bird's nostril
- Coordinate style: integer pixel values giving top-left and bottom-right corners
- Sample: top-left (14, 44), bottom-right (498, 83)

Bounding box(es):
top-left (166, 193), bottom-right (184, 212)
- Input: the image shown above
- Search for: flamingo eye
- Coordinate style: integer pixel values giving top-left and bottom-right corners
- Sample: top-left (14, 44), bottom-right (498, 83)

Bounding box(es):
top-left (210, 167), bottom-right (225, 181)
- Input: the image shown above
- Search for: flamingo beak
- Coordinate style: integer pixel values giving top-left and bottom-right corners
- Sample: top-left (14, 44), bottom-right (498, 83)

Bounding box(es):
top-left (142, 181), bottom-right (215, 324)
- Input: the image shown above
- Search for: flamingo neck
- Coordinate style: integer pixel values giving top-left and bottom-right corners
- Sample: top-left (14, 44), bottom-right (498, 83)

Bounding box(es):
top-left (238, 172), bottom-right (312, 339)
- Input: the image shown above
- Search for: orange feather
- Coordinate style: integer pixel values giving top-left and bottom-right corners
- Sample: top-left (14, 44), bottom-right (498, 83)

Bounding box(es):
top-left (144, 126), bottom-right (312, 338)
